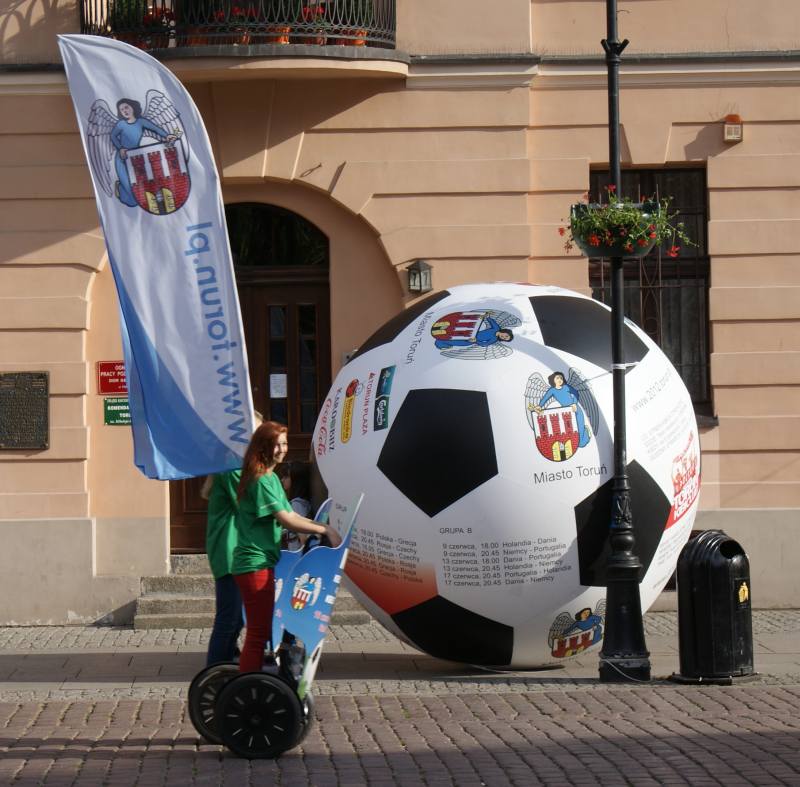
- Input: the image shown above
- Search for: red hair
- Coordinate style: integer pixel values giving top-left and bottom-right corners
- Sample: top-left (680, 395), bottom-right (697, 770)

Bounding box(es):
top-left (237, 421), bottom-right (288, 500)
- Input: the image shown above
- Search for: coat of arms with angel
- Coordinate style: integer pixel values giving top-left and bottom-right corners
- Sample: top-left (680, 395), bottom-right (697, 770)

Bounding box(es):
top-left (430, 309), bottom-right (522, 360)
top-left (87, 90), bottom-right (189, 215)
top-left (547, 600), bottom-right (605, 658)
top-left (525, 368), bottom-right (600, 460)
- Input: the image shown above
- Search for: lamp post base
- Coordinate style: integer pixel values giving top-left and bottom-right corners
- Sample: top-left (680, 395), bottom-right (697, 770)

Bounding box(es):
top-left (598, 571), bottom-right (651, 683)
top-left (598, 491), bottom-right (651, 684)
top-left (599, 655), bottom-right (651, 683)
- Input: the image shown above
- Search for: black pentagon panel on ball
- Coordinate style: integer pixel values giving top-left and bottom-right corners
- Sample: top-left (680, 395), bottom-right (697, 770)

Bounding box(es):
top-left (348, 290), bottom-right (451, 363)
top-left (392, 595), bottom-right (514, 666)
top-left (573, 460), bottom-right (672, 587)
top-left (529, 295), bottom-right (648, 372)
top-left (377, 389), bottom-right (498, 517)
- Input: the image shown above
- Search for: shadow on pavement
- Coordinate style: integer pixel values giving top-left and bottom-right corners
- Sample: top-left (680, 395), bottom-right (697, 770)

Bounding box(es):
top-left (0, 650), bottom-right (583, 687)
top-left (0, 652), bottom-right (205, 683)
top-left (1, 689), bottom-right (800, 785)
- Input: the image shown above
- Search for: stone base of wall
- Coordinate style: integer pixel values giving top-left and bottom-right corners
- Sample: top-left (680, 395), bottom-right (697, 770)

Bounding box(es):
top-left (650, 508), bottom-right (798, 611)
top-left (0, 517), bottom-right (169, 625)
top-left (0, 509), bottom-right (794, 624)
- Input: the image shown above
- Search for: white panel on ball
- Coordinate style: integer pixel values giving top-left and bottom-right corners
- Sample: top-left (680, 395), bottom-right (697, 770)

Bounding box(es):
top-left (313, 283), bottom-right (699, 668)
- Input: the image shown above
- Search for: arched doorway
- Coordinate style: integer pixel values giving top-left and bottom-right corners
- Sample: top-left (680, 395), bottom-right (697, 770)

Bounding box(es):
top-left (169, 203), bottom-right (331, 552)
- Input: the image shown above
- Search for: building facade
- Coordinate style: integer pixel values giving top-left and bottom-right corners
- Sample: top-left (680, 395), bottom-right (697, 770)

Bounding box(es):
top-left (0, 0), bottom-right (798, 622)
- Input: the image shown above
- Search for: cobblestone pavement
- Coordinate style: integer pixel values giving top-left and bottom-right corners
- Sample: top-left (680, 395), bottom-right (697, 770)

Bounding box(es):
top-left (2, 610), bottom-right (799, 653)
top-left (1, 612), bottom-right (800, 785)
top-left (2, 687), bottom-right (800, 785)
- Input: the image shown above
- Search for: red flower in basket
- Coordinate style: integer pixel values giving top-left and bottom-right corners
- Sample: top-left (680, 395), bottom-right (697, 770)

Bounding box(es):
top-left (302, 3), bottom-right (326, 22)
top-left (561, 187), bottom-right (694, 259)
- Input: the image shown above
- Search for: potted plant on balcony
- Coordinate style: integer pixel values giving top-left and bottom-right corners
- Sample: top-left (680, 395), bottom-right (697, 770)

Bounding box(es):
top-left (174, 0), bottom-right (211, 46)
top-left (245, 0), bottom-right (290, 44)
top-left (108, 0), bottom-right (149, 47)
top-left (560, 186), bottom-right (691, 258)
top-left (333, 0), bottom-right (373, 45)
top-left (142, 5), bottom-right (175, 49)
top-left (297, 3), bottom-right (328, 45)
top-left (215, 4), bottom-right (257, 45)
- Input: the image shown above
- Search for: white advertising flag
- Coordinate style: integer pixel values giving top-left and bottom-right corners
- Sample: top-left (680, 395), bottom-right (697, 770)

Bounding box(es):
top-left (58, 34), bottom-right (255, 479)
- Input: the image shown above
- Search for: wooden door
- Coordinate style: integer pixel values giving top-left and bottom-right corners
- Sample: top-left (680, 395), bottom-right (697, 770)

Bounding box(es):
top-left (169, 276), bottom-right (331, 551)
top-left (240, 277), bottom-right (331, 462)
top-left (169, 475), bottom-right (208, 552)
top-left (170, 204), bottom-right (330, 552)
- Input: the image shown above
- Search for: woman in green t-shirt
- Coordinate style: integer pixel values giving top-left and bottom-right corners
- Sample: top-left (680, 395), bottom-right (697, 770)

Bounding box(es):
top-left (202, 412), bottom-right (263, 666)
top-left (233, 421), bottom-right (341, 673)
top-left (203, 468), bottom-right (244, 666)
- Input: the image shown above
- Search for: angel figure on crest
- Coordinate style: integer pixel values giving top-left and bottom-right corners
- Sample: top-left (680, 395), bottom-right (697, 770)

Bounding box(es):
top-left (87, 90), bottom-right (187, 209)
top-left (525, 368), bottom-right (600, 450)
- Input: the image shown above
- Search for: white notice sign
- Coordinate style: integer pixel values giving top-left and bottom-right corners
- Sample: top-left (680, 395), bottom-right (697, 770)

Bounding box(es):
top-left (270, 374), bottom-right (287, 398)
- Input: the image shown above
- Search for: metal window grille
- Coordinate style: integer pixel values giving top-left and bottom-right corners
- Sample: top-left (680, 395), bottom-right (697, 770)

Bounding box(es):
top-left (588, 168), bottom-right (711, 410)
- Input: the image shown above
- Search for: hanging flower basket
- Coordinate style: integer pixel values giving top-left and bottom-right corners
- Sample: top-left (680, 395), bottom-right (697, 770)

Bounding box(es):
top-left (560, 186), bottom-right (692, 259)
top-left (570, 200), bottom-right (659, 257)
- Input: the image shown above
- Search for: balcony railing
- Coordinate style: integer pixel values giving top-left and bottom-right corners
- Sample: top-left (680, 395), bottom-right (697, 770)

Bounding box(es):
top-left (80, 0), bottom-right (396, 51)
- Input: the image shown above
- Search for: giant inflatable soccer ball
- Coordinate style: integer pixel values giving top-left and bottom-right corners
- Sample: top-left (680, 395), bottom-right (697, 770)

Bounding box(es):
top-left (313, 283), bottom-right (700, 668)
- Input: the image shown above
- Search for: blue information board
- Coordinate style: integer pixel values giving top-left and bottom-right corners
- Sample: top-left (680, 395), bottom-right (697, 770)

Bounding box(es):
top-left (272, 495), bottom-right (363, 697)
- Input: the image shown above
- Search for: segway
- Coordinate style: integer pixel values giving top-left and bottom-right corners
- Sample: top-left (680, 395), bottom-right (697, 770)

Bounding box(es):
top-left (188, 494), bottom-right (362, 758)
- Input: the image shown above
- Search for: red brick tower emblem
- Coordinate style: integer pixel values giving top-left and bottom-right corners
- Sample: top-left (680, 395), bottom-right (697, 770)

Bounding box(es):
top-left (533, 407), bottom-right (579, 462)
top-left (128, 141), bottom-right (191, 215)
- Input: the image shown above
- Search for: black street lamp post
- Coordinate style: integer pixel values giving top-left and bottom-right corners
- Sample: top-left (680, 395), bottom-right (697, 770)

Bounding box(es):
top-left (598, 0), bottom-right (652, 683)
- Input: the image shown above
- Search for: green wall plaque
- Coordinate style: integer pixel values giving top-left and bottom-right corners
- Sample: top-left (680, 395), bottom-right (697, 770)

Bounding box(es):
top-left (104, 397), bottom-right (131, 426)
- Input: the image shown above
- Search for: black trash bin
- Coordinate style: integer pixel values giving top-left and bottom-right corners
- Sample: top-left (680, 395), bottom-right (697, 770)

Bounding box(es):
top-left (673, 530), bottom-right (754, 683)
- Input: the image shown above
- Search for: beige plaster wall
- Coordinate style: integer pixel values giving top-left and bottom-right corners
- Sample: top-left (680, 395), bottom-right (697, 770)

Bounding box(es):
top-left (532, 0), bottom-right (800, 55)
top-left (6, 0), bottom-right (795, 67)
top-left (188, 74), bottom-right (533, 354)
top-left (650, 509), bottom-right (798, 612)
top-left (0, 0), bottom-right (78, 65)
top-left (84, 258), bottom-right (169, 522)
top-left (529, 57), bottom-right (800, 605)
top-left (1, 5), bottom-right (797, 620)
top-left (85, 253), bottom-right (171, 583)
top-left (396, 0), bottom-right (531, 55)
top-left (703, 147), bottom-right (800, 510)
top-left (0, 63), bottom-right (532, 620)
top-left (0, 89), bottom-right (169, 623)
top-left (529, 66), bottom-right (800, 516)
top-left (0, 94), bottom-right (92, 522)
top-left (0, 518), bottom-right (141, 624)
top-left (224, 179), bottom-right (404, 372)
top-left (0, 91), bottom-right (168, 522)
top-left (1, 0), bottom-right (533, 66)
top-left (691, 509), bottom-right (800, 609)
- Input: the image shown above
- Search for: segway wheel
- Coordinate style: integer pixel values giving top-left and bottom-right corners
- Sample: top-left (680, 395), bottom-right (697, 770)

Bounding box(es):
top-left (188, 662), bottom-right (239, 744)
top-left (217, 672), bottom-right (303, 759)
top-left (293, 692), bottom-right (316, 748)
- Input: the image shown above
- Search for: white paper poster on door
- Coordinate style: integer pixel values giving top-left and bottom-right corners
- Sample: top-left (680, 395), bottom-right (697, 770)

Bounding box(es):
top-left (270, 374), bottom-right (288, 398)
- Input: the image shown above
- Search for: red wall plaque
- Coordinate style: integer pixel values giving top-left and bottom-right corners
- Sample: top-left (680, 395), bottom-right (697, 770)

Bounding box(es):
top-left (97, 361), bottom-right (128, 395)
